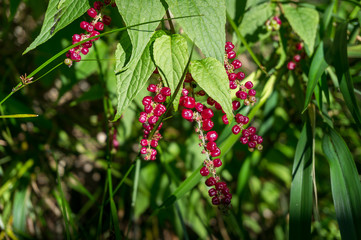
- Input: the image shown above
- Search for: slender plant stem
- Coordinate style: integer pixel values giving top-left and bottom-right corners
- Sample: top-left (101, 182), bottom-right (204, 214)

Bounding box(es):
top-left (226, 11), bottom-right (267, 75)
top-left (166, 9), bottom-right (176, 34)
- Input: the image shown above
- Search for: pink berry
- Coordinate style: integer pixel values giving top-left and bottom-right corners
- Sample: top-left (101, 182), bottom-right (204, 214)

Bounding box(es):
top-left (236, 91), bottom-right (248, 100)
top-left (242, 129), bottom-right (250, 137)
top-left (140, 147), bottom-right (147, 154)
top-left (222, 114), bottom-right (229, 125)
top-left (144, 105), bottom-right (153, 113)
top-left (211, 147), bottom-right (221, 157)
top-left (95, 22), bottom-right (104, 31)
top-left (225, 41), bottom-right (235, 52)
top-left (86, 24), bottom-right (94, 33)
top-left (139, 112), bottom-right (147, 123)
top-left (142, 96), bottom-right (152, 106)
top-left (87, 8), bottom-right (97, 18)
top-left (206, 141), bottom-right (217, 151)
top-left (82, 41), bottom-right (92, 48)
top-left (160, 87), bottom-right (171, 96)
top-left (148, 116), bottom-right (158, 124)
top-left (287, 61), bottom-right (296, 70)
top-left (202, 119), bottom-right (214, 131)
top-left (251, 135), bottom-right (259, 141)
top-left (102, 15), bottom-right (112, 25)
top-left (140, 139), bottom-right (148, 146)
top-left (296, 42), bottom-right (303, 51)
top-left (248, 141), bottom-right (256, 148)
top-left (213, 158), bottom-right (222, 167)
top-left (195, 103), bottom-right (204, 112)
top-left (229, 81), bottom-right (237, 89)
top-left (245, 81), bottom-right (253, 89)
top-left (90, 31), bottom-right (100, 41)
top-left (227, 51), bottom-right (236, 59)
top-left (201, 108), bottom-right (214, 119)
top-left (182, 109), bottom-right (194, 120)
top-left (257, 136), bottom-right (263, 144)
top-left (273, 16), bottom-right (282, 25)
top-left (147, 84), bottom-right (157, 92)
top-left (72, 34), bottom-right (81, 43)
top-left (232, 101), bottom-right (240, 110)
top-left (232, 125), bottom-right (241, 135)
top-left (151, 140), bottom-right (158, 148)
top-left (205, 177), bottom-right (216, 186)
top-left (200, 166), bottom-right (209, 176)
top-left (182, 88), bottom-right (189, 96)
top-left (182, 96), bottom-right (195, 109)
top-left (248, 89), bottom-right (256, 96)
top-left (232, 59), bottom-right (242, 69)
top-left (214, 102), bottom-right (222, 110)
top-left (242, 116), bottom-right (249, 124)
top-left (154, 94), bottom-right (166, 103)
top-left (154, 104), bottom-right (166, 116)
top-left (81, 47), bottom-right (89, 55)
top-left (248, 126), bottom-right (256, 135)
top-left (70, 52), bottom-right (80, 60)
top-left (240, 137), bottom-right (248, 144)
top-left (294, 54), bottom-right (301, 62)
top-left (206, 131), bottom-right (218, 142)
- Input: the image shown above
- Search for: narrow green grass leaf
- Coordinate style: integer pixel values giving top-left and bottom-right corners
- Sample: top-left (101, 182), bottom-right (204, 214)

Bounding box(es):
top-left (153, 34), bottom-right (189, 111)
top-left (303, 42), bottom-right (329, 112)
top-left (347, 45), bottom-right (361, 58)
top-left (0, 114), bottom-right (38, 118)
top-left (283, 5), bottom-right (319, 54)
top-left (189, 57), bottom-right (233, 122)
top-left (289, 123), bottom-right (313, 240)
top-left (12, 187), bottom-right (29, 234)
top-left (333, 22), bottom-right (361, 126)
top-left (23, 0), bottom-right (90, 54)
top-left (115, 0), bottom-right (165, 68)
top-left (322, 126), bottom-right (361, 240)
top-left (56, 160), bottom-right (71, 239)
top-left (167, 0), bottom-right (226, 63)
top-left (108, 168), bottom-right (122, 240)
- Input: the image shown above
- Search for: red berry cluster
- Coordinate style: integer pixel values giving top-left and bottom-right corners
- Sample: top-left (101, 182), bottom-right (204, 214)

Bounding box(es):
top-left (139, 79), bottom-right (171, 161)
top-left (287, 42), bottom-right (304, 70)
top-left (64, 1), bottom-right (114, 67)
top-left (266, 16), bottom-right (282, 31)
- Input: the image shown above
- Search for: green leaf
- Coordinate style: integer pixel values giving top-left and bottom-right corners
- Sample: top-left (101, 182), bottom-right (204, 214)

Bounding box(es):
top-left (114, 31), bottom-right (166, 121)
top-left (303, 41), bottom-right (329, 112)
top-left (12, 186), bottom-right (29, 233)
top-left (153, 34), bottom-right (189, 111)
top-left (0, 114), bottom-right (38, 118)
top-left (333, 22), bottom-right (361, 127)
top-left (322, 126), bottom-right (361, 240)
top-left (23, 0), bottom-right (90, 54)
top-left (115, 0), bottom-right (165, 68)
top-left (167, 0), bottom-right (226, 63)
top-left (283, 5), bottom-right (319, 54)
top-left (239, 2), bottom-right (272, 37)
top-left (348, 45), bottom-right (361, 58)
top-left (289, 123), bottom-right (313, 240)
top-left (189, 57), bottom-right (233, 121)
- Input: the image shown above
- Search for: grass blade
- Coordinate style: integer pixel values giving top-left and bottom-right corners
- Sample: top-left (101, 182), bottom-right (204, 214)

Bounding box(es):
top-left (322, 125), bottom-right (361, 239)
top-left (289, 123), bottom-right (313, 239)
top-left (0, 114), bottom-right (38, 118)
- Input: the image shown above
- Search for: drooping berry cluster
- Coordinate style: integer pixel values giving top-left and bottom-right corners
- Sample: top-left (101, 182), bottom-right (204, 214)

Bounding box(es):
top-left (64, 1), bottom-right (114, 67)
top-left (266, 16), bottom-right (282, 31)
top-left (139, 78), bottom-right (171, 161)
top-left (287, 42), bottom-right (304, 70)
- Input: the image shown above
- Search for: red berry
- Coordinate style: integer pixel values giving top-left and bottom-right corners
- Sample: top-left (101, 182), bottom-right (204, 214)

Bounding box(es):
top-left (206, 131), bottom-right (218, 142)
top-left (205, 177), bottom-right (216, 186)
top-left (154, 94), bottom-right (166, 103)
top-left (212, 196), bottom-right (220, 205)
top-left (150, 155), bottom-right (156, 161)
top-left (223, 197), bottom-right (231, 205)
top-left (215, 182), bottom-right (226, 190)
top-left (242, 129), bottom-right (250, 137)
top-left (160, 87), bottom-right (171, 96)
top-left (147, 84), bottom-right (157, 92)
top-left (251, 135), bottom-right (259, 141)
top-left (182, 109), bottom-right (194, 120)
top-left (182, 96), bottom-right (195, 108)
top-left (296, 42), bottom-right (303, 51)
top-left (90, 31), bottom-right (100, 41)
top-left (227, 51), bottom-right (236, 59)
top-left (225, 41), bottom-right (235, 52)
top-left (236, 91), bottom-right (248, 100)
top-left (94, 1), bottom-right (103, 10)
top-left (81, 47), bottom-right (89, 55)
top-left (80, 21), bottom-right (89, 30)
top-left (287, 61), bottom-right (296, 70)
top-left (102, 15), bottom-right (112, 25)
top-left (294, 54), bottom-right (301, 62)
top-left (242, 116), bottom-right (249, 124)
top-left (182, 88), bottom-right (189, 96)
top-left (72, 34), bottom-right (81, 43)
top-left (142, 96), bottom-right (152, 106)
top-left (214, 102), bottom-right (222, 110)
top-left (257, 136), bottom-right (263, 144)
top-left (232, 125), bottom-right (241, 135)
top-left (229, 81), bottom-right (237, 89)
top-left (150, 140), bottom-right (158, 148)
top-left (144, 105), bottom-right (153, 113)
top-left (222, 114), bottom-right (229, 124)
top-left (206, 141), bottom-right (217, 151)
top-left (213, 158), bottom-right (222, 167)
top-left (235, 114), bottom-right (243, 124)
top-left (228, 73), bottom-right (237, 81)
top-left (140, 147), bottom-right (147, 154)
top-left (232, 101), bottom-right (240, 110)
top-left (70, 52), bottom-right (80, 60)
top-left (208, 188), bottom-right (217, 197)
top-left (200, 166), bottom-right (209, 176)
top-left (248, 141), bottom-right (256, 148)
top-left (82, 41), bottom-right (92, 48)
top-left (201, 108), bottom-right (214, 119)
top-left (273, 16), bottom-right (282, 25)
top-left (207, 97), bottom-right (215, 106)
top-left (232, 59), bottom-right (242, 69)
top-left (154, 104), bottom-right (166, 116)
top-left (86, 24), bottom-right (94, 33)
top-left (87, 8), bottom-right (97, 18)
top-left (248, 89), bottom-right (256, 96)
top-left (196, 90), bottom-right (205, 96)
top-left (104, 0), bottom-right (111, 4)
top-left (240, 136), bottom-right (248, 144)
top-left (195, 103), bottom-right (204, 112)
top-left (139, 112), bottom-right (147, 123)
top-left (95, 22), bottom-right (104, 31)
top-left (148, 116), bottom-right (158, 124)
top-left (237, 72), bottom-right (245, 80)
top-left (211, 147), bottom-right (221, 157)
top-left (151, 149), bottom-right (157, 156)
top-left (248, 126), bottom-right (256, 135)
top-left (202, 119), bottom-right (214, 131)
top-left (245, 81), bottom-right (253, 89)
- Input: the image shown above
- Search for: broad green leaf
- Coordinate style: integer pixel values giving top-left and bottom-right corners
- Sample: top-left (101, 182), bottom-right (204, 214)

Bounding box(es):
top-left (189, 57), bottom-right (233, 121)
top-left (303, 41), bottom-right (329, 112)
top-left (23, 0), bottom-right (90, 54)
top-left (115, 0), bottom-right (165, 68)
top-left (322, 126), bottom-right (361, 240)
top-left (283, 5), bottom-right (319, 54)
top-left (167, 0), bottom-right (226, 63)
top-left (333, 22), bottom-right (361, 127)
top-left (114, 31), bottom-right (166, 121)
top-left (153, 34), bottom-right (189, 111)
top-left (289, 123), bottom-right (313, 240)
top-left (239, 2), bottom-right (272, 37)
